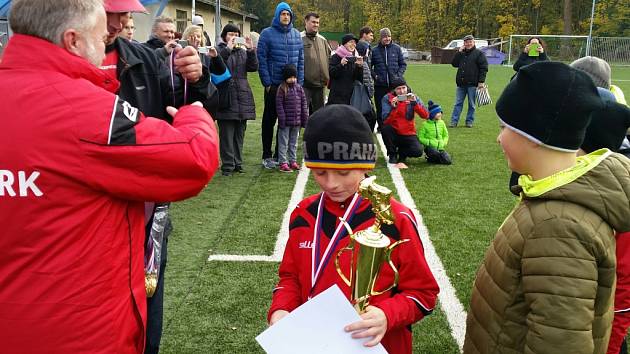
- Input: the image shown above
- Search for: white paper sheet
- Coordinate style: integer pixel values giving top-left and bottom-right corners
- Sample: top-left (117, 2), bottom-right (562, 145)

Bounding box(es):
top-left (256, 285), bottom-right (387, 354)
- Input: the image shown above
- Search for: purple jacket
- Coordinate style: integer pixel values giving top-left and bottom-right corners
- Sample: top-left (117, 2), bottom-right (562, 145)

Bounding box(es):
top-left (276, 83), bottom-right (308, 128)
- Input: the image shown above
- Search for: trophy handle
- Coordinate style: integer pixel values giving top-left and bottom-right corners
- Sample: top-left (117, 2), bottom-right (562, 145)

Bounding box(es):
top-left (370, 239), bottom-right (409, 296)
top-left (335, 243), bottom-right (354, 286)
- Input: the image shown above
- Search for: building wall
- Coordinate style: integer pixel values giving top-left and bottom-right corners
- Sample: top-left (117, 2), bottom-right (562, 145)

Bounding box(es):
top-left (131, 1), bottom-right (254, 45)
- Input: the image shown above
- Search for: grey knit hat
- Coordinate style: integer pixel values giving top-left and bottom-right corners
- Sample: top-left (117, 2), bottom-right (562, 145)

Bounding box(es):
top-left (570, 56), bottom-right (611, 89)
top-left (379, 28), bottom-right (391, 38)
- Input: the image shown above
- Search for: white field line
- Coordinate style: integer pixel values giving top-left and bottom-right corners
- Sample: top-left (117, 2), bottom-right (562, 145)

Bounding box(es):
top-left (207, 164), bottom-right (310, 262)
top-left (376, 133), bottom-right (466, 352)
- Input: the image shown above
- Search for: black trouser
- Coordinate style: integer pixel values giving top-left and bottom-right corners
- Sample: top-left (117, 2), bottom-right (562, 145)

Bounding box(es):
top-left (261, 85), bottom-right (278, 159)
top-left (145, 218), bottom-right (170, 354)
top-left (304, 86), bottom-right (325, 114)
top-left (374, 85), bottom-right (390, 130)
top-left (381, 125), bottom-right (423, 161)
top-left (218, 120), bottom-right (247, 173)
top-left (425, 146), bottom-right (452, 165)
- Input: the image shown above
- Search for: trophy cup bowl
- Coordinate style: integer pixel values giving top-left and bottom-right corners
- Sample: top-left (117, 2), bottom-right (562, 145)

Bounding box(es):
top-left (335, 176), bottom-right (409, 313)
top-left (145, 272), bottom-right (158, 297)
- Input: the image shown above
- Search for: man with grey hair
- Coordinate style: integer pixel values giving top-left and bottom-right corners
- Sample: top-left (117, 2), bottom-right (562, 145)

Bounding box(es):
top-left (101, 1), bottom-right (212, 353)
top-left (0, 0), bottom-right (219, 352)
top-left (145, 15), bottom-right (177, 57)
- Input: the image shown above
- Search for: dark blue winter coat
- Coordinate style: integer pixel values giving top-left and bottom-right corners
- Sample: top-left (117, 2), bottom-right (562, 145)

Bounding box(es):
top-left (371, 42), bottom-right (407, 88)
top-left (257, 2), bottom-right (304, 87)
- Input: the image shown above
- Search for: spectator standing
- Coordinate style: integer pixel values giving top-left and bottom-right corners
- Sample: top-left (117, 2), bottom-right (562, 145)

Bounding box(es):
top-left (121, 14), bottom-right (136, 41)
top-left (257, 1), bottom-right (304, 169)
top-left (356, 26), bottom-right (374, 67)
top-left (144, 16), bottom-right (177, 58)
top-left (371, 28), bottom-right (407, 131)
top-left (276, 64), bottom-right (308, 173)
top-left (101, 1), bottom-right (211, 353)
top-left (0, 0), bottom-right (219, 352)
top-left (327, 33), bottom-right (363, 105)
top-left (450, 34), bottom-right (488, 128)
top-left (192, 14), bottom-right (212, 47)
top-left (216, 23), bottom-right (258, 176)
top-left (512, 37), bottom-right (548, 72)
top-left (381, 77), bottom-right (429, 169)
top-left (301, 12), bottom-right (331, 114)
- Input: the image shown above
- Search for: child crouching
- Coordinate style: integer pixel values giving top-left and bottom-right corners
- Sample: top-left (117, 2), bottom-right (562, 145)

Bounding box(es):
top-left (268, 105), bottom-right (439, 354)
top-left (419, 100), bottom-right (452, 165)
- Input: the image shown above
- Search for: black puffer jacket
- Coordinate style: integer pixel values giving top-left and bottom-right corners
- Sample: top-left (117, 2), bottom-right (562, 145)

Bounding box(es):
top-left (327, 54), bottom-right (362, 105)
top-left (512, 52), bottom-right (549, 72)
top-left (111, 37), bottom-right (209, 122)
top-left (216, 42), bottom-right (258, 121)
top-left (451, 47), bottom-right (488, 87)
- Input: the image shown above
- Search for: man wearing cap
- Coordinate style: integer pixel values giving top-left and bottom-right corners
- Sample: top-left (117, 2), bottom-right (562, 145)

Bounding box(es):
top-left (464, 62), bottom-right (630, 354)
top-left (101, 1), bottom-right (211, 353)
top-left (371, 27), bottom-right (407, 131)
top-left (450, 34), bottom-right (488, 128)
top-left (0, 0), bottom-right (219, 352)
top-left (257, 2), bottom-right (304, 169)
top-left (301, 12), bottom-right (331, 114)
top-left (192, 14), bottom-right (212, 47)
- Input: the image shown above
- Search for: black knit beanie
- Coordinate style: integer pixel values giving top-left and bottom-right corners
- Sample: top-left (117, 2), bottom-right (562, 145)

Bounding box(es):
top-left (282, 64), bottom-right (297, 80)
top-left (581, 100), bottom-right (630, 153)
top-left (303, 105), bottom-right (377, 169)
top-left (389, 77), bottom-right (406, 91)
top-left (496, 61), bottom-right (604, 152)
top-left (220, 23), bottom-right (241, 42)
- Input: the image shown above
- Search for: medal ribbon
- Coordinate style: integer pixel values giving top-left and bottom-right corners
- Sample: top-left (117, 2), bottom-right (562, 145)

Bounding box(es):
top-left (310, 193), bottom-right (362, 296)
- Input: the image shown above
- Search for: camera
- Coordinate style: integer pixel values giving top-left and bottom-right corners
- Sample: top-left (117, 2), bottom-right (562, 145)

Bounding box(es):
top-left (198, 46), bottom-right (209, 54)
top-left (397, 94), bottom-right (408, 102)
top-left (177, 39), bottom-right (189, 47)
top-left (346, 56), bottom-right (356, 63)
top-left (234, 37), bottom-right (246, 48)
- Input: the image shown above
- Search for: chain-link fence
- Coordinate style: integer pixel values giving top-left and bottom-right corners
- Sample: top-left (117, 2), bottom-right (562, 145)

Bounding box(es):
top-left (507, 34), bottom-right (630, 66)
top-left (590, 37), bottom-right (630, 66)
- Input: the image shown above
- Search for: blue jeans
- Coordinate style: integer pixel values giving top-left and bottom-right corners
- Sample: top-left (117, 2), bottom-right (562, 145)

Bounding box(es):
top-left (451, 86), bottom-right (477, 125)
top-left (278, 126), bottom-right (300, 164)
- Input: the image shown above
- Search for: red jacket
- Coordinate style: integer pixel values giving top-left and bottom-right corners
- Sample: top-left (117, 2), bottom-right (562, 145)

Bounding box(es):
top-left (0, 35), bottom-right (219, 353)
top-left (383, 93), bottom-right (429, 136)
top-left (269, 193), bottom-right (439, 354)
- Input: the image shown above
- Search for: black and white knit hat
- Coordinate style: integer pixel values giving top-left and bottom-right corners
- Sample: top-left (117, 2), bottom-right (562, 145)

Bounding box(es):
top-left (496, 61), bottom-right (604, 152)
top-left (303, 105), bottom-right (377, 169)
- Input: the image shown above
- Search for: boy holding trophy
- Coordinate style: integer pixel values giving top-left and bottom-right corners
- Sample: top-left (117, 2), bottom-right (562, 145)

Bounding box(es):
top-left (268, 105), bottom-right (439, 354)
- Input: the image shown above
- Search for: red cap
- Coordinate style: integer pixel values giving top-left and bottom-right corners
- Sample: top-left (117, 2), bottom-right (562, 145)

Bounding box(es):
top-left (104, 0), bottom-right (147, 13)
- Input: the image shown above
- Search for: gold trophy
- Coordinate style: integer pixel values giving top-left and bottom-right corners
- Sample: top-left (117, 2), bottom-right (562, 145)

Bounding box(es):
top-left (335, 176), bottom-right (409, 313)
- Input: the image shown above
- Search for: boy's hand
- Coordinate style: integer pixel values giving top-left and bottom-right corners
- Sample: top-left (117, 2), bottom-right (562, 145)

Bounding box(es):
top-left (390, 97), bottom-right (398, 107)
top-left (269, 310), bottom-right (289, 326)
top-left (344, 305), bottom-right (388, 347)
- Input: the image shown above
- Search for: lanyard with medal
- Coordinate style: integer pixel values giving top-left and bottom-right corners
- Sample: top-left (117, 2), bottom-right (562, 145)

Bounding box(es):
top-left (309, 192), bottom-right (362, 299)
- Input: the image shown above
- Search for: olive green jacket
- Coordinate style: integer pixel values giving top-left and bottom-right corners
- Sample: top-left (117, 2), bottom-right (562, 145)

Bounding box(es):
top-left (464, 150), bottom-right (630, 354)
top-left (301, 31), bottom-right (331, 88)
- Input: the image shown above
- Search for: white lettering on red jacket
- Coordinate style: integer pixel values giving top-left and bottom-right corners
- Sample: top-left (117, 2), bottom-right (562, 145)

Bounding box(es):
top-left (0, 170), bottom-right (43, 197)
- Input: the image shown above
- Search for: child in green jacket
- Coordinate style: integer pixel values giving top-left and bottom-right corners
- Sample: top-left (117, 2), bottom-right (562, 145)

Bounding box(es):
top-left (419, 101), bottom-right (452, 165)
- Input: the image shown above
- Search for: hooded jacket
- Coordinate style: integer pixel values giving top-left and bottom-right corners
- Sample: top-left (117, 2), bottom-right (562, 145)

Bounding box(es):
top-left (382, 93), bottom-right (429, 136)
top-left (464, 150), bottom-right (630, 354)
top-left (0, 34), bottom-right (219, 353)
top-left (257, 2), bottom-right (304, 87)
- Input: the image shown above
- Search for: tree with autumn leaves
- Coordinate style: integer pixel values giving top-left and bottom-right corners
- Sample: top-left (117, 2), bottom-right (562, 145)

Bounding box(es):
top-left (224, 0), bottom-right (628, 50)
